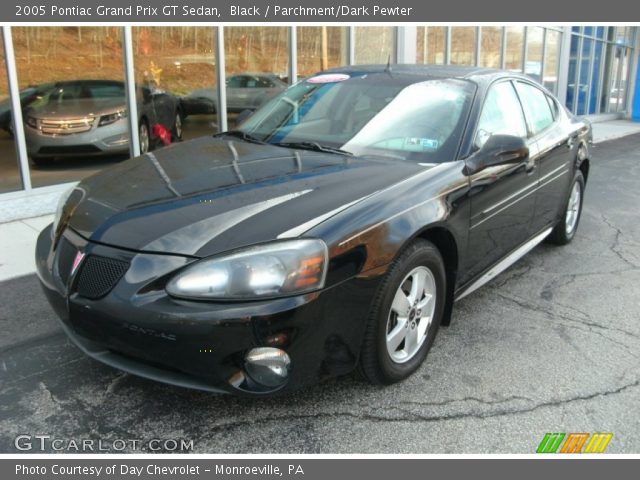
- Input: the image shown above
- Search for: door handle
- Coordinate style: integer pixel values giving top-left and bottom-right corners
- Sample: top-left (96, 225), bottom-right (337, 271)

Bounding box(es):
top-left (566, 137), bottom-right (575, 149)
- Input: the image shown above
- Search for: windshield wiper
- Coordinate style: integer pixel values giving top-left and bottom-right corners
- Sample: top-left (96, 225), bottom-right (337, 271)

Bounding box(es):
top-left (214, 130), bottom-right (266, 145)
top-left (273, 141), bottom-right (353, 156)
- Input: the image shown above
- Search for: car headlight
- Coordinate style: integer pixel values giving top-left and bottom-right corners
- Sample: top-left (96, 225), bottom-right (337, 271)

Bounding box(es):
top-left (51, 186), bottom-right (77, 239)
top-left (98, 109), bottom-right (127, 127)
top-left (166, 239), bottom-right (329, 300)
top-left (26, 116), bottom-right (38, 129)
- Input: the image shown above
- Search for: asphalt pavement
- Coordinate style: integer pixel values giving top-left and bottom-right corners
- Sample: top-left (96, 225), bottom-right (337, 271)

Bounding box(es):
top-left (1, 134), bottom-right (639, 453)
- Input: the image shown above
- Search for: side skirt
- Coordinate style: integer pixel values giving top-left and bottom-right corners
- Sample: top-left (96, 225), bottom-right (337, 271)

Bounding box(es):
top-left (454, 226), bottom-right (553, 302)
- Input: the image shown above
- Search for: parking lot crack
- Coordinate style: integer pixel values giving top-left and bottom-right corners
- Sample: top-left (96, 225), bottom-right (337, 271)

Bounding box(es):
top-left (600, 214), bottom-right (639, 268)
top-left (495, 292), bottom-right (640, 343)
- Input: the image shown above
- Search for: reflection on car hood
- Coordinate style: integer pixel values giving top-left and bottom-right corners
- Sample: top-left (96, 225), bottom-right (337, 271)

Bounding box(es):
top-left (28, 97), bottom-right (126, 119)
top-left (67, 136), bottom-right (431, 257)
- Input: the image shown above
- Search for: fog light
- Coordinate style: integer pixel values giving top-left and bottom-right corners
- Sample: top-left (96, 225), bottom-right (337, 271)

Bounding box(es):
top-left (244, 347), bottom-right (291, 388)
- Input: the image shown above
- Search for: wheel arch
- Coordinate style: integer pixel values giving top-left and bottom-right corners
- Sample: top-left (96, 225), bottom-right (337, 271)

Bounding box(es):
top-left (577, 140), bottom-right (590, 185)
top-left (407, 225), bottom-right (460, 327)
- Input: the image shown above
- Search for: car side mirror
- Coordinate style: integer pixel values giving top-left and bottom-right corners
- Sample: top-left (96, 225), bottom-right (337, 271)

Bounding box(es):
top-left (464, 134), bottom-right (529, 176)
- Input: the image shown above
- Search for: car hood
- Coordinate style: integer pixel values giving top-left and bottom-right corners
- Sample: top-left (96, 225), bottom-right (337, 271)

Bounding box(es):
top-left (28, 98), bottom-right (126, 119)
top-left (67, 136), bottom-right (429, 257)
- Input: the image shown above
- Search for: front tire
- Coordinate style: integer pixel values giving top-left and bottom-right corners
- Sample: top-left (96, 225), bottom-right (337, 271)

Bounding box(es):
top-left (548, 170), bottom-right (585, 245)
top-left (358, 239), bottom-right (446, 385)
top-left (139, 120), bottom-right (150, 154)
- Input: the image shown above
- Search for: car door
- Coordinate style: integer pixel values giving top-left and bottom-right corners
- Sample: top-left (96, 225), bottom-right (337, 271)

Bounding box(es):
top-left (514, 81), bottom-right (574, 232)
top-left (463, 80), bottom-right (540, 282)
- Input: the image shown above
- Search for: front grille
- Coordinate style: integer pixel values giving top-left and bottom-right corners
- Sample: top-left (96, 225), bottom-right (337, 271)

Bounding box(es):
top-left (75, 255), bottom-right (129, 299)
top-left (56, 237), bottom-right (77, 286)
top-left (39, 117), bottom-right (95, 135)
top-left (38, 145), bottom-right (102, 155)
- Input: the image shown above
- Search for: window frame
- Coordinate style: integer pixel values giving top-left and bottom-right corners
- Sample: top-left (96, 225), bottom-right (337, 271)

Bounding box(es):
top-left (513, 79), bottom-right (559, 138)
top-left (472, 78), bottom-right (529, 150)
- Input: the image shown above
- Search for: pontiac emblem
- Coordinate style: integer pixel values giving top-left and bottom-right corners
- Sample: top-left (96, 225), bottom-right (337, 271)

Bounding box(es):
top-left (71, 251), bottom-right (85, 276)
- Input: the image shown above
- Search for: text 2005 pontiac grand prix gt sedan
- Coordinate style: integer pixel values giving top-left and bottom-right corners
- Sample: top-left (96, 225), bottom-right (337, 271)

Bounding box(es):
top-left (36, 65), bottom-right (591, 395)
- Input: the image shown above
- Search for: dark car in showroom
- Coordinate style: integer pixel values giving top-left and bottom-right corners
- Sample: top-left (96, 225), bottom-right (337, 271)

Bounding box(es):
top-left (24, 80), bottom-right (183, 164)
top-left (181, 73), bottom-right (287, 116)
top-left (36, 65), bottom-right (591, 395)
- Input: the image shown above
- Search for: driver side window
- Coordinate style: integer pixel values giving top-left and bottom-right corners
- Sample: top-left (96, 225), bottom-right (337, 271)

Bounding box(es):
top-left (475, 81), bottom-right (527, 149)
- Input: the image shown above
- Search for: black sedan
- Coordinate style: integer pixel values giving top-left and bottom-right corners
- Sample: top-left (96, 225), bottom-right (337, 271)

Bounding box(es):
top-left (36, 65), bottom-right (591, 395)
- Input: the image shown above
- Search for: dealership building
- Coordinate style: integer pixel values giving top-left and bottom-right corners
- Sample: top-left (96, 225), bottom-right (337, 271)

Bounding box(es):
top-left (0, 25), bottom-right (638, 222)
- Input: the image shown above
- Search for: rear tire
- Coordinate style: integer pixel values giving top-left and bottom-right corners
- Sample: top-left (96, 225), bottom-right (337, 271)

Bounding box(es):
top-left (139, 120), bottom-right (150, 154)
top-left (358, 239), bottom-right (446, 385)
top-left (172, 111), bottom-right (183, 142)
top-left (548, 170), bottom-right (585, 245)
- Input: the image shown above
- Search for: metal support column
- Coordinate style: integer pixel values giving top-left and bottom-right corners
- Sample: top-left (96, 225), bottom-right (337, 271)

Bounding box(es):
top-left (475, 27), bottom-right (482, 66)
top-left (122, 27), bottom-right (140, 158)
top-left (288, 27), bottom-right (297, 85)
top-left (540, 28), bottom-right (548, 87)
top-left (215, 26), bottom-right (227, 132)
top-left (396, 26), bottom-right (417, 64)
top-left (445, 27), bottom-right (451, 64)
top-left (500, 27), bottom-right (507, 69)
top-left (556, 27), bottom-right (572, 106)
top-left (347, 27), bottom-right (355, 65)
top-left (2, 27), bottom-right (31, 190)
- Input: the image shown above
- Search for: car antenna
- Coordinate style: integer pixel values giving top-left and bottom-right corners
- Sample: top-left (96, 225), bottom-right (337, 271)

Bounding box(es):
top-left (384, 54), bottom-right (393, 74)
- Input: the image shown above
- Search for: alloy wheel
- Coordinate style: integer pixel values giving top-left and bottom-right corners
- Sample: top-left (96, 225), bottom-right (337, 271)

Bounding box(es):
top-left (139, 123), bottom-right (149, 154)
top-left (174, 113), bottom-right (183, 139)
top-left (385, 266), bottom-right (437, 364)
top-left (565, 181), bottom-right (581, 235)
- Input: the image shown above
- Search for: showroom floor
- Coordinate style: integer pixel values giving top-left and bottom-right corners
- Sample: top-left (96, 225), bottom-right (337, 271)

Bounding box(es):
top-left (0, 133), bottom-right (639, 453)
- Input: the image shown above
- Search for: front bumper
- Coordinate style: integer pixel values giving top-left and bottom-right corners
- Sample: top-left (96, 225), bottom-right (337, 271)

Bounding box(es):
top-left (36, 225), bottom-right (379, 395)
top-left (25, 119), bottom-right (130, 158)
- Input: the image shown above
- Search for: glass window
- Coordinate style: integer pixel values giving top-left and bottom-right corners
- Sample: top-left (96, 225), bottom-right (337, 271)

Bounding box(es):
top-left (12, 27), bottom-right (125, 189)
top-left (480, 27), bottom-right (502, 68)
top-left (0, 35), bottom-right (23, 193)
top-left (297, 27), bottom-right (347, 78)
top-left (515, 82), bottom-right (554, 135)
top-left (354, 27), bottom-right (395, 64)
top-left (451, 27), bottom-right (476, 66)
top-left (525, 27), bottom-right (544, 83)
top-left (475, 81), bottom-right (527, 148)
top-left (505, 27), bottom-right (524, 72)
top-left (416, 27), bottom-right (446, 65)
top-left (133, 27), bottom-right (216, 148)
top-left (240, 75), bottom-right (476, 164)
top-left (543, 29), bottom-right (561, 94)
top-left (224, 27), bottom-right (289, 128)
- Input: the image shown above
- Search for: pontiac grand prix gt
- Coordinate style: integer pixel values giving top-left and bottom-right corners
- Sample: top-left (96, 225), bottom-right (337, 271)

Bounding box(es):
top-left (36, 65), bottom-right (591, 395)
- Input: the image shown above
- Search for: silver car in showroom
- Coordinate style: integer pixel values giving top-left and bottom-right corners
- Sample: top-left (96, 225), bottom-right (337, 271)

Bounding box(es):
top-left (24, 80), bottom-right (183, 164)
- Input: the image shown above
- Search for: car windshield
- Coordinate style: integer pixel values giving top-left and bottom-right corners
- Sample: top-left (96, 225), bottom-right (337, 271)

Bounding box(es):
top-left (32, 82), bottom-right (126, 108)
top-left (237, 73), bottom-right (476, 163)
